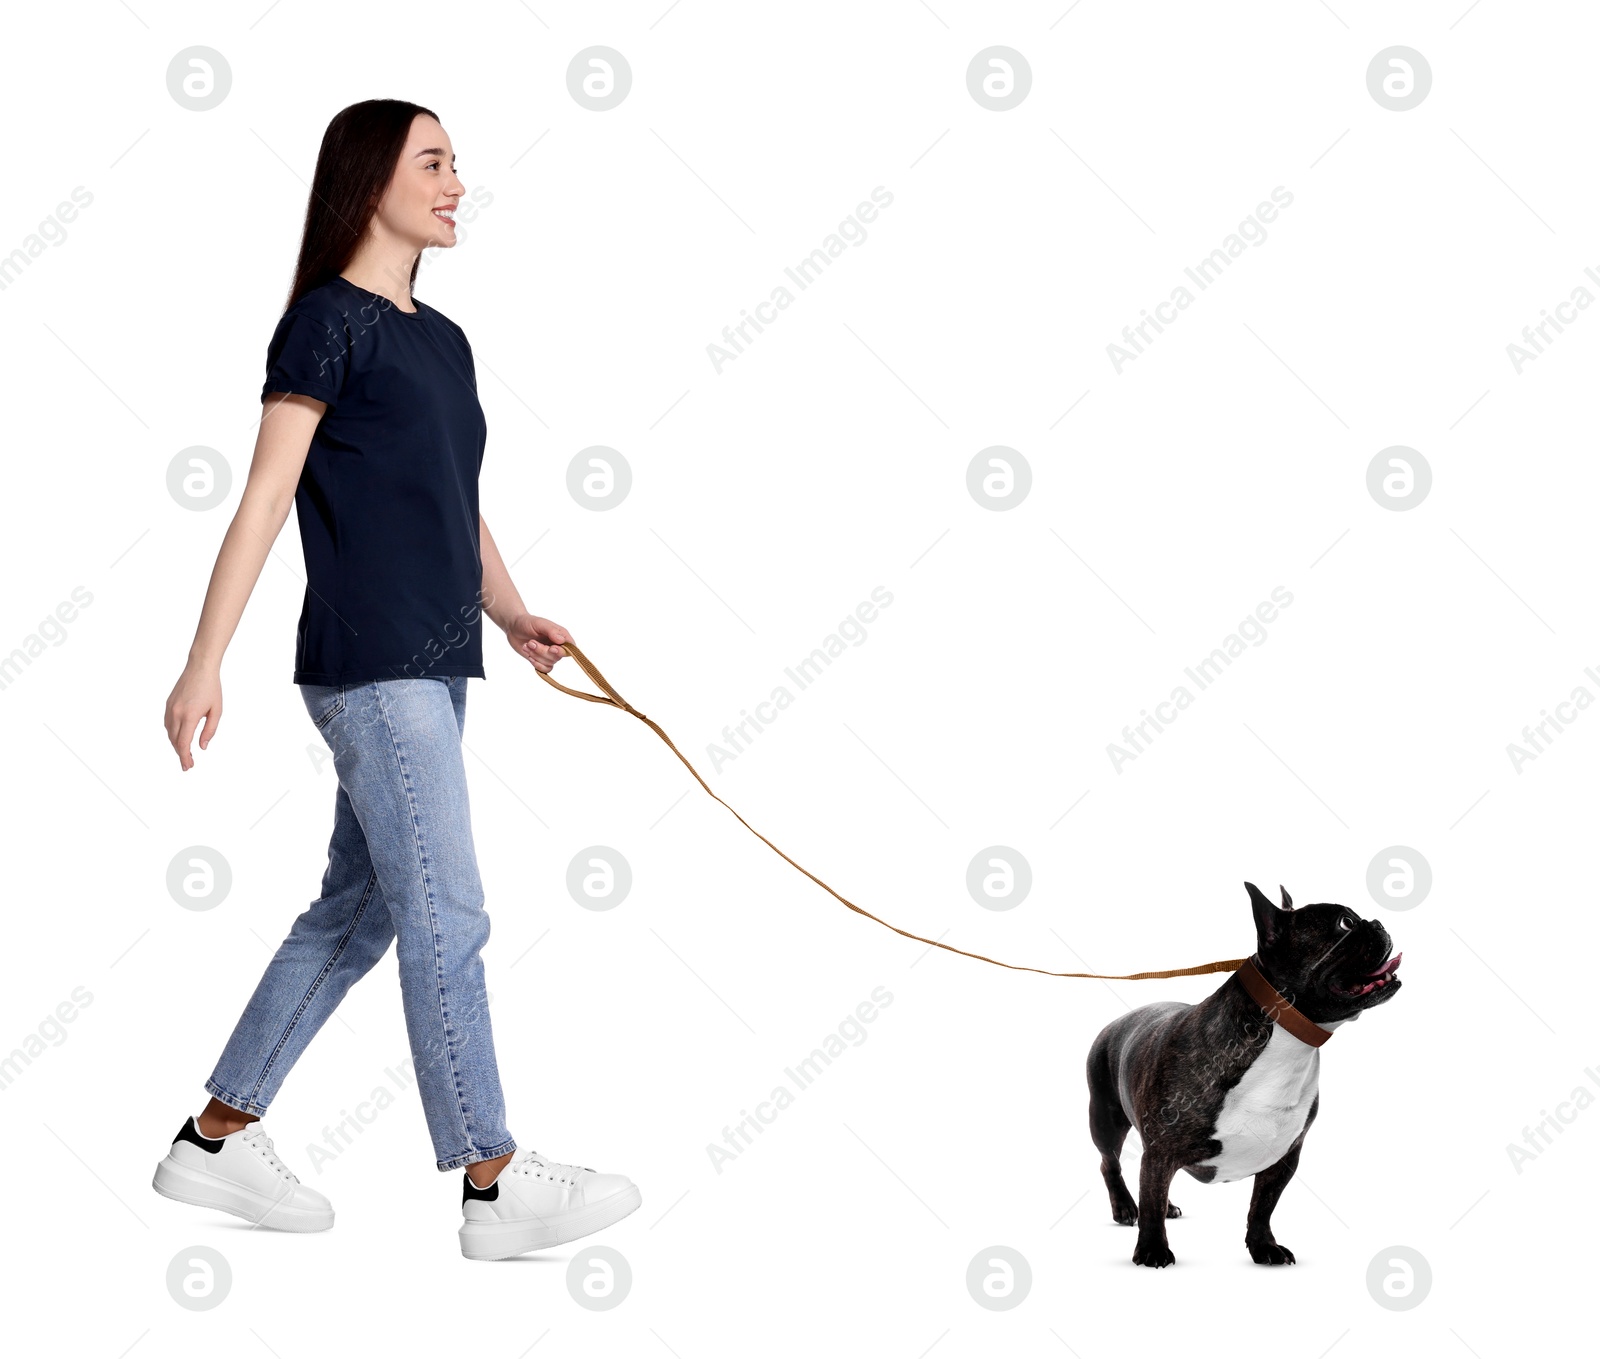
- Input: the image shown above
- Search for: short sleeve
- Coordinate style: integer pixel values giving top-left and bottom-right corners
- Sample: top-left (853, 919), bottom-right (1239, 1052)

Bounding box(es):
top-left (442, 315), bottom-right (477, 394)
top-left (261, 309), bottom-right (347, 410)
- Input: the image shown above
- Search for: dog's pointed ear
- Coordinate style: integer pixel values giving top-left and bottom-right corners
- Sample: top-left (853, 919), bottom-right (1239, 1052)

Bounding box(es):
top-left (1245, 881), bottom-right (1283, 947)
top-left (1279, 885), bottom-right (1293, 910)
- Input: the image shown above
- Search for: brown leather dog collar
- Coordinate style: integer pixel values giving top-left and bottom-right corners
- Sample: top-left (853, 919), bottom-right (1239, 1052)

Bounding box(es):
top-left (1235, 956), bottom-right (1333, 1048)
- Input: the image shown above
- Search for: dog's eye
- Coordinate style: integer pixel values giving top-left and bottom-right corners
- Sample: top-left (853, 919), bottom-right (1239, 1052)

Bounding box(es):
top-left (1337, 914), bottom-right (1354, 932)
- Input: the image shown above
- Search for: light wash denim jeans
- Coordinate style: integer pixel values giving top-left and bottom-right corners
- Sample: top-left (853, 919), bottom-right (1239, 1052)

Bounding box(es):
top-left (205, 675), bottom-right (516, 1172)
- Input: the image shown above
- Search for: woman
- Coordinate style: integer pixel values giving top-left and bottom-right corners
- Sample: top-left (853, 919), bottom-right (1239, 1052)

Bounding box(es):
top-left (153, 99), bottom-right (640, 1261)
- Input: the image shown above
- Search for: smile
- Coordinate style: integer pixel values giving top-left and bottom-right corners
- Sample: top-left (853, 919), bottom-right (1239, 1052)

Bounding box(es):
top-left (1334, 951), bottom-right (1403, 997)
top-left (432, 208), bottom-right (456, 224)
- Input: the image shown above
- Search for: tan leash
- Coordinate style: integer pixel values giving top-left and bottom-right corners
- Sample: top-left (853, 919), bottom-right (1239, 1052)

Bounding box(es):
top-left (537, 639), bottom-right (1248, 982)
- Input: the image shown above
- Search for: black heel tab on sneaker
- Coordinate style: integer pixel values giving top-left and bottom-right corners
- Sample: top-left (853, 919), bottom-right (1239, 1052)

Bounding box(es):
top-left (175, 1116), bottom-right (226, 1154)
top-left (463, 1173), bottom-right (499, 1205)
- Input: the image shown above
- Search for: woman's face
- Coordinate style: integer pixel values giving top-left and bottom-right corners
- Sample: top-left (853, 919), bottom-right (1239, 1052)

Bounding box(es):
top-left (375, 114), bottom-right (464, 250)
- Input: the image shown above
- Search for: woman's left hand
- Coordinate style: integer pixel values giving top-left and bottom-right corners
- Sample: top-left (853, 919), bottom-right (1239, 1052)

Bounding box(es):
top-left (505, 613), bottom-right (572, 673)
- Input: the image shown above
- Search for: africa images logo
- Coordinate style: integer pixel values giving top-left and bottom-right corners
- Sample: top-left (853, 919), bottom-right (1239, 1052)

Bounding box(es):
top-left (707, 986), bottom-right (893, 1173)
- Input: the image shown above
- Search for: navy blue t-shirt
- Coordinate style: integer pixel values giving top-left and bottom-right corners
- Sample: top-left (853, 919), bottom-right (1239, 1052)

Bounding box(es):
top-left (261, 274), bottom-right (488, 685)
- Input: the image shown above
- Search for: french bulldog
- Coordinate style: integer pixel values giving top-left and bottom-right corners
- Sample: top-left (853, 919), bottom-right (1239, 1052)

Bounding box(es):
top-left (1085, 882), bottom-right (1402, 1267)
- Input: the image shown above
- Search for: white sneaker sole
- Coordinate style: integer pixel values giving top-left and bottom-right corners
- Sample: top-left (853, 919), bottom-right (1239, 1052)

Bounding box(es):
top-left (152, 1155), bottom-right (334, 1232)
top-left (459, 1182), bottom-right (642, 1261)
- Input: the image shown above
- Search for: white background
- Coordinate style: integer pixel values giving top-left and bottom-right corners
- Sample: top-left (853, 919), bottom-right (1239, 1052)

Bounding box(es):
top-left (0, 1), bottom-right (1591, 1355)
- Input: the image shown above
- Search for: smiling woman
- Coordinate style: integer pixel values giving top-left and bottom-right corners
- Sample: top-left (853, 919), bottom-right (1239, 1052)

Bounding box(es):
top-left (157, 99), bottom-right (641, 1260)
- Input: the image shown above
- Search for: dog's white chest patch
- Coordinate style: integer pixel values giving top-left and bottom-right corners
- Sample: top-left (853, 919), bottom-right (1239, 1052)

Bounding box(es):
top-left (1198, 1024), bottom-right (1321, 1183)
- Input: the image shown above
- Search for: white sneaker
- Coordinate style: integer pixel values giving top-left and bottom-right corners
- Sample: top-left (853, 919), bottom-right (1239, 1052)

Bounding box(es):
top-left (152, 1115), bottom-right (334, 1232)
top-left (459, 1147), bottom-right (641, 1260)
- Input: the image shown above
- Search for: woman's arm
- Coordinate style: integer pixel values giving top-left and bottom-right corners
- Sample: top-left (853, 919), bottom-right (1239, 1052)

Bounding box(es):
top-left (480, 513), bottom-right (571, 673)
top-left (164, 393), bottom-right (325, 770)
top-left (479, 513), bottom-right (528, 632)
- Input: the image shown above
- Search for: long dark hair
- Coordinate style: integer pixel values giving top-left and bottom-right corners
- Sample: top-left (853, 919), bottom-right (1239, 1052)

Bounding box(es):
top-left (283, 98), bottom-right (438, 312)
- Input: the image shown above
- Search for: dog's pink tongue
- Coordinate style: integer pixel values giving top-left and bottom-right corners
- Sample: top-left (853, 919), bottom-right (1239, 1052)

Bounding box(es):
top-left (1365, 951), bottom-right (1402, 977)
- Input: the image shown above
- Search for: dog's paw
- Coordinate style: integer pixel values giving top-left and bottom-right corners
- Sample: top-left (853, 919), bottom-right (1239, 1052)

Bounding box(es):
top-left (1111, 1197), bottom-right (1139, 1226)
top-left (1132, 1238), bottom-right (1176, 1268)
top-left (1247, 1239), bottom-right (1296, 1265)
top-left (1166, 1201), bottom-right (1183, 1219)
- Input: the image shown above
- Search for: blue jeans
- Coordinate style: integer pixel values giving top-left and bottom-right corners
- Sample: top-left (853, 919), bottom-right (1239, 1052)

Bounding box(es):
top-left (205, 676), bottom-right (516, 1172)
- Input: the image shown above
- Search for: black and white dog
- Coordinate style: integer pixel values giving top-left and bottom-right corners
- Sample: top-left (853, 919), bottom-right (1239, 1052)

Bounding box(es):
top-left (1085, 882), bottom-right (1402, 1267)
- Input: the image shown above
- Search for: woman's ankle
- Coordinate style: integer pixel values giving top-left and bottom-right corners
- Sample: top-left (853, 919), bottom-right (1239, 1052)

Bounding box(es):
top-left (196, 1097), bottom-right (258, 1139)
top-left (465, 1151), bottom-right (513, 1188)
